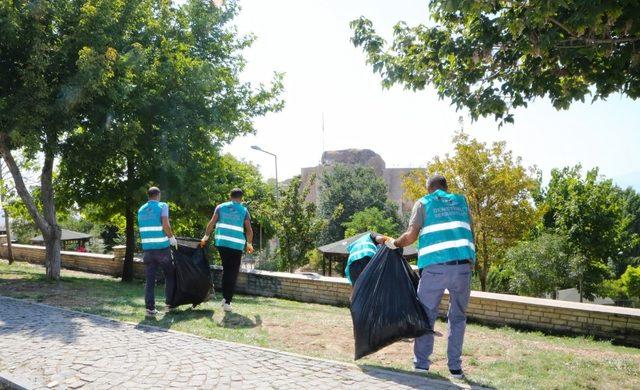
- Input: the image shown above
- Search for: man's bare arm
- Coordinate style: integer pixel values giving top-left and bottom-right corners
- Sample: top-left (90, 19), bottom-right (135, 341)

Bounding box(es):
top-left (204, 213), bottom-right (218, 237)
top-left (161, 216), bottom-right (174, 238)
top-left (393, 224), bottom-right (420, 248)
top-left (244, 218), bottom-right (253, 244)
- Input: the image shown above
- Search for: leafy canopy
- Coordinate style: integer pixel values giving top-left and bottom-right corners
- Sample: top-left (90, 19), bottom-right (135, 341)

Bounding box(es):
top-left (342, 207), bottom-right (400, 238)
top-left (503, 232), bottom-right (574, 297)
top-left (351, 1), bottom-right (640, 123)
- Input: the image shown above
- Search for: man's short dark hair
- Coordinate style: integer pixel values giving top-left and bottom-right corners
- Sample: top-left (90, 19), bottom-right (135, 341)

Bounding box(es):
top-left (427, 175), bottom-right (448, 192)
top-left (230, 188), bottom-right (244, 199)
top-left (147, 186), bottom-right (161, 198)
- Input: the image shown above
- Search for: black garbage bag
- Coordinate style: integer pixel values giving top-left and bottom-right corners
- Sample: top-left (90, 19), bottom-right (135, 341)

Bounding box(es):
top-left (350, 245), bottom-right (431, 360)
top-left (168, 240), bottom-right (213, 307)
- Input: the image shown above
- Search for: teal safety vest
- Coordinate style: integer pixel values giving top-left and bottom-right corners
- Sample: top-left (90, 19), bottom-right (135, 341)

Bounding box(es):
top-left (345, 233), bottom-right (378, 284)
top-left (215, 201), bottom-right (248, 251)
top-left (137, 201), bottom-right (170, 251)
top-left (417, 189), bottom-right (476, 268)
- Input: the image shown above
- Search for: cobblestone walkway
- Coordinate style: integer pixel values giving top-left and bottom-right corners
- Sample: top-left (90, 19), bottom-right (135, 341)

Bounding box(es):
top-left (0, 297), bottom-right (480, 389)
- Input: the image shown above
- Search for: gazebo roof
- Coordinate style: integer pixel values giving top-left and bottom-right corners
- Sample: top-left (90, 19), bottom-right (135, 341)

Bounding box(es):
top-left (31, 229), bottom-right (92, 243)
top-left (317, 231), bottom-right (417, 259)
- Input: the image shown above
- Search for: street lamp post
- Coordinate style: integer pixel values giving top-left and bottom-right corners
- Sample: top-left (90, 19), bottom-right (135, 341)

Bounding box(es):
top-left (251, 145), bottom-right (280, 254)
top-left (251, 145), bottom-right (279, 201)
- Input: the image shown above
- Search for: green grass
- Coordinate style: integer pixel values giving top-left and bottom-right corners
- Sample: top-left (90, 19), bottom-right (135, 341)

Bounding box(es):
top-left (1, 260), bottom-right (639, 389)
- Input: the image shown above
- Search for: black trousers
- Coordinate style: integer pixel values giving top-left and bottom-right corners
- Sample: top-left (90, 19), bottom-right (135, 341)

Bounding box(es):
top-left (348, 256), bottom-right (372, 286)
top-left (216, 246), bottom-right (243, 303)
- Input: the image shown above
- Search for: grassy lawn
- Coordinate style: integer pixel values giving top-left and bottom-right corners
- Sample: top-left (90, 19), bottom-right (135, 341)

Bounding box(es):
top-left (1, 260), bottom-right (639, 389)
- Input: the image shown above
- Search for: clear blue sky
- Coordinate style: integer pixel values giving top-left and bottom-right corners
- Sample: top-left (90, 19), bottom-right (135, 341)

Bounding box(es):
top-left (225, 0), bottom-right (640, 189)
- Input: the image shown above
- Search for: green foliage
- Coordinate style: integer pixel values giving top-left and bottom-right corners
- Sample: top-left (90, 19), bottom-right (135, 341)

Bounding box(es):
top-left (273, 176), bottom-right (325, 273)
top-left (503, 233), bottom-right (574, 297)
top-left (319, 164), bottom-right (391, 244)
top-left (342, 207), bottom-right (400, 238)
top-left (404, 130), bottom-right (540, 291)
top-left (542, 166), bottom-right (627, 299)
top-left (46, 0), bottom-right (283, 279)
top-left (602, 265), bottom-right (640, 306)
top-left (351, 1), bottom-right (640, 124)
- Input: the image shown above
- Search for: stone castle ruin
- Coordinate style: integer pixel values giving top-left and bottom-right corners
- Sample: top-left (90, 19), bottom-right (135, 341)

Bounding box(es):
top-left (300, 149), bottom-right (416, 214)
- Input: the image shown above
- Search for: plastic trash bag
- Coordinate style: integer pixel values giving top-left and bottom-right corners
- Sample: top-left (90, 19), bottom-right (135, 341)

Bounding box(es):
top-left (168, 240), bottom-right (213, 307)
top-left (350, 245), bottom-right (431, 360)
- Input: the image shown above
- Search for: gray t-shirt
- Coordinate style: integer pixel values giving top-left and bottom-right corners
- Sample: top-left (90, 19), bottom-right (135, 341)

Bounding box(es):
top-left (408, 201), bottom-right (425, 229)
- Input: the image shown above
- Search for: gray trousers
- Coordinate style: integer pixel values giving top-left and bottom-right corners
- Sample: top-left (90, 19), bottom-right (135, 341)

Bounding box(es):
top-left (143, 248), bottom-right (175, 310)
top-left (414, 263), bottom-right (472, 370)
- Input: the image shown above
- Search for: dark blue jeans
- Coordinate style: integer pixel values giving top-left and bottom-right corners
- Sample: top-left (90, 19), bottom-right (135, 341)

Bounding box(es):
top-left (143, 248), bottom-right (175, 310)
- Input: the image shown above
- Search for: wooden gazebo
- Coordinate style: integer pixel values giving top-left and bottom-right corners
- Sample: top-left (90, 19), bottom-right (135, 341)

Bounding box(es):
top-left (317, 231), bottom-right (417, 276)
top-left (31, 229), bottom-right (92, 251)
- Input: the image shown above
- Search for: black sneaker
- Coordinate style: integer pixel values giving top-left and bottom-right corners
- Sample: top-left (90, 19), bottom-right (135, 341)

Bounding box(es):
top-left (145, 308), bottom-right (159, 317)
top-left (449, 369), bottom-right (465, 379)
top-left (413, 365), bottom-right (429, 373)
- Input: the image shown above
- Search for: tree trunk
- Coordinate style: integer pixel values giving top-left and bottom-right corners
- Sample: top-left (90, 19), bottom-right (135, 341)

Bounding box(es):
top-left (44, 226), bottom-right (62, 280)
top-left (122, 157), bottom-right (136, 282)
top-left (0, 162), bottom-right (14, 264)
top-left (122, 201), bottom-right (135, 282)
top-left (40, 146), bottom-right (61, 280)
top-left (0, 134), bottom-right (60, 280)
top-left (479, 230), bottom-right (489, 292)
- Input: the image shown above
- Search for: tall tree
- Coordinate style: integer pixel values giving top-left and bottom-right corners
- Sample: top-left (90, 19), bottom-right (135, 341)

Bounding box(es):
top-left (273, 175), bottom-right (325, 273)
top-left (403, 131), bottom-right (539, 290)
top-left (0, 0), bottom-right (114, 279)
top-left (318, 164), bottom-right (395, 244)
top-left (57, 0), bottom-right (282, 281)
top-left (542, 166), bottom-right (628, 300)
top-left (351, 1), bottom-right (640, 124)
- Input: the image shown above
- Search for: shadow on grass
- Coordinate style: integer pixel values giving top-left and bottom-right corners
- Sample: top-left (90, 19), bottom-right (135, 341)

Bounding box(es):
top-left (220, 312), bottom-right (262, 329)
top-left (360, 364), bottom-right (494, 390)
top-left (136, 307), bottom-right (217, 331)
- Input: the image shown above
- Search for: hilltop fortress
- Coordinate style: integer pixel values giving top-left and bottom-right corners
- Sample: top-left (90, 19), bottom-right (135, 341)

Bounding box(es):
top-left (300, 149), bottom-right (416, 214)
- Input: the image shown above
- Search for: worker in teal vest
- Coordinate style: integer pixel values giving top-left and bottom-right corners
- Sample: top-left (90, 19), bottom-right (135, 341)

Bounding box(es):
top-left (200, 188), bottom-right (254, 312)
top-left (346, 232), bottom-right (392, 285)
top-left (137, 186), bottom-right (178, 317)
top-left (390, 175), bottom-right (475, 380)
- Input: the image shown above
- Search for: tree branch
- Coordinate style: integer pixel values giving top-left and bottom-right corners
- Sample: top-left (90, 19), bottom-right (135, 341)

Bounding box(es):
top-left (0, 133), bottom-right (49, 233)
top-left (548, 17), bottom-right (576, 38)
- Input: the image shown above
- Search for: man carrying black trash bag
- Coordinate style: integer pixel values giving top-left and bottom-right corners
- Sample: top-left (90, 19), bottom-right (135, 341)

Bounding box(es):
top-left (137, 186), bottom-right (179, 317)
top-left (391, 174), bottom-right (476, 380)
top-left (200, 188), bottom-right (254, 312)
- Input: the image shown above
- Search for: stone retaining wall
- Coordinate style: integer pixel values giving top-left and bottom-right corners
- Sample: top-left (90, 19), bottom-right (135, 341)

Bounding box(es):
top-left (0, 236), bottom-right (145, 279)
top-left (2, 237), bottom-right (639, 346)
top-left (211, 267), bottom-right (640, 346)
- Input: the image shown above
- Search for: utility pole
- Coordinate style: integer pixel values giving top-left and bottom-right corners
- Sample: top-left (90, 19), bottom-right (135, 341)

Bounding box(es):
top-left (0, 162), bottom-right (14, 264)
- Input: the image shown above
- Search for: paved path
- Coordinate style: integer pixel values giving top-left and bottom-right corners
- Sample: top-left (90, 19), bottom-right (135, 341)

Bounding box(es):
top-left (0, 297), bottom-right (479, 389)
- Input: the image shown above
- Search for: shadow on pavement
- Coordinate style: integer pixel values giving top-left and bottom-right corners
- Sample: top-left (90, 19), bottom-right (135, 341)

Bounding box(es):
top-left (0, 296), bottom-right (126, 344)
top-left (360, 364), bottom-right (494, 390)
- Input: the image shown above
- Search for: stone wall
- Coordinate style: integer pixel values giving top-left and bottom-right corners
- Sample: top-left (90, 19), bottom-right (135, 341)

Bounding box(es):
top-left (0, 236), bottom-right (145, 279)
top-left (211, 266), bottom-right (352, 306)
top-left (2, 237), bottom-right (639, 346)
top-left (211, 266), bottom-right (640, 346)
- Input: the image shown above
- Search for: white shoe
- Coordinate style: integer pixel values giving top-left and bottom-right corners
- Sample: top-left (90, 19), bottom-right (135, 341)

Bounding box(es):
top-left (221, 299), bottom-right (232, 312)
